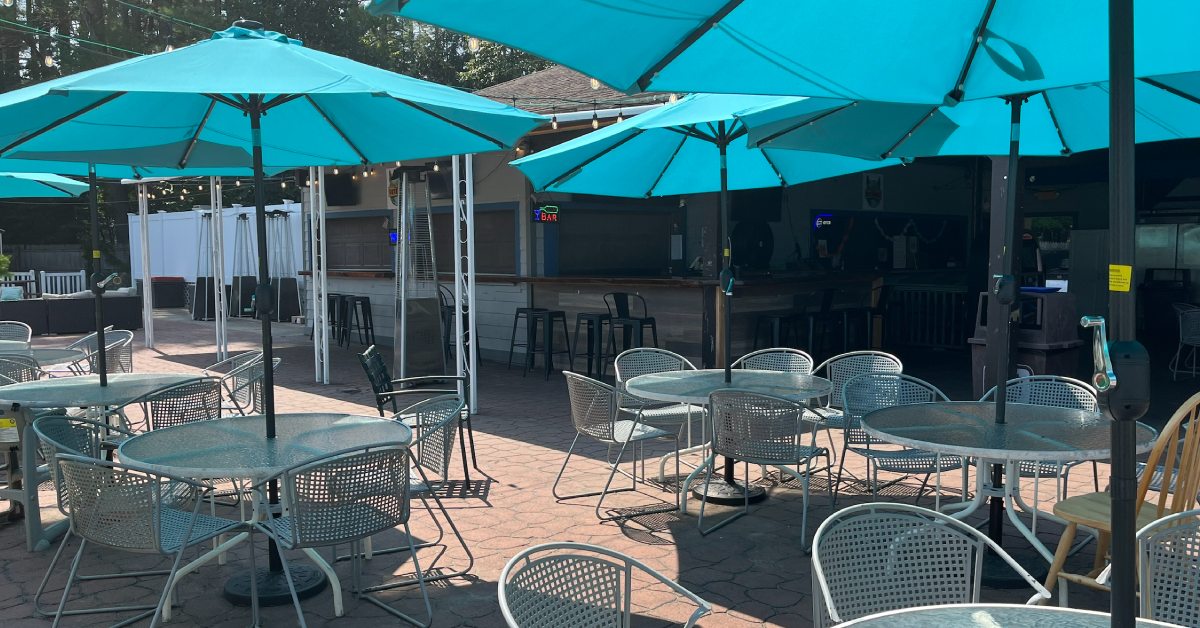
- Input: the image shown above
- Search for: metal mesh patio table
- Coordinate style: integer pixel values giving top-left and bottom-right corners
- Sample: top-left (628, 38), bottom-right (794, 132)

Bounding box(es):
top-left (839, 603), bottom-right (1178, 627)
top-left (0, 348), bottom-right (84, 367)
top-left (625, 369), bottom-right (832, 507)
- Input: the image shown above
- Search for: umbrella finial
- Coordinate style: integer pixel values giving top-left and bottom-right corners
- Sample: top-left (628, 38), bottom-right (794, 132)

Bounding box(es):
top-left (233, 19), bottom-right (264, 31)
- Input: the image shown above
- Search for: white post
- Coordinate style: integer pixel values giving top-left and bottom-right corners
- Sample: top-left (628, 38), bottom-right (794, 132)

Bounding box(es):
top-left (393, 171), bottom-right (409, 380)
top-left (464, 154), bottom-right (479, 412)
top-left (211, 177), bottom-right (228, 360)
top-left (309, 167), bottom-right (320, 382)
top-left (138, 184), bottom-right (154, 348)
top-left (452, 156), bottom-right (466, 403)
top-left (318, 169), bottom-right (329, 384)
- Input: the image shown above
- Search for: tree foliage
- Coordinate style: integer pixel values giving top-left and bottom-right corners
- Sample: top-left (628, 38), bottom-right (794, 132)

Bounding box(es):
top-left (0, 0), bottom-right (550, 262)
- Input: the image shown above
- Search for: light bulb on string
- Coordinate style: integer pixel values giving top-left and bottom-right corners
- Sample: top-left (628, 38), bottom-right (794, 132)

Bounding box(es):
top-left (0, 0), bottom-right (13, 8)
top-left (235, 179), bottom-right (241, 186)
top-left (43, 54), bottom-right (54, 68)
top-left (551, 115), bottom-right (558, 130)
top-left (668, 93), bottom-right (678, 103)
top-left (433, 162), bottom-right (439, 172)
top-left (394, 161), bottom-right (401, 167)
top-left (616, 109), bottom-right (624, 123)
top-left (589, 78), bottom-right (600, 90)
top-left (179, 194), bottom-right (185, 201)
top-left (164, 44), bottom-right (174, 52)
top-left (591, 111), bottom-right (599, 129)
top-left (281, 180), bottom-right (287, 189)
top-left (333, 167), bottom-right (339, 175)
top-left (198, 184), bottom-right (203, 191)
top-left (467, 37), bottom-right (481, 53)
top-left (181, 188), bottom-right (188, 194)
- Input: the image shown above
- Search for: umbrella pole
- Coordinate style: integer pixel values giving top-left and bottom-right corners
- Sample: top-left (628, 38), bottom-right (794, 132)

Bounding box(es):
top-left (718, 123), bottom-right (733, 385)
top-left (88, 163), bottom-right (108, 387)
top-left (1107, 0), bottom-right (1150, 624)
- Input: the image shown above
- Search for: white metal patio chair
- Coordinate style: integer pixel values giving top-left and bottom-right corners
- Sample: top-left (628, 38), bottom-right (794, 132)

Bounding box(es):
top-left (349, 395), bottom-right (474, 589)
top-left (557, 371), bottom-right (681, 521)
top-left (131, 376), bottom-right (222, 432)
top-left (1169, 302), bottom-right (1200, 379)
top-left (0, 320), bottom-right (32, 342)
top-left (812, 502), bottom-right (1051, 627)
top-left (50, 454), bottom-right (242, 628)
top-left (62, 328), bottom-right (134, 376)
top-left (697, 389), bottom-right (830, 543)
top-left (614, 347), bottom-right (706, 451)
top-left (1137, 509), bottom-right (1200, 626)
top-left (499, 542), bottom-right (711, 628)
top-left (837, 373), bottom-right (965, 507)
top-left (812, 350), bottom-right (903, 465)
top-left (0, 354), bottom-right (48, 383)
top-left (732, 347), bottom-right (815, 374)
top-left (252, 443), bottom-right (432, 627)
top-left (980, 375), bottom-right (1100, 500)
top-left (203, 350), bottom-right (263, 415)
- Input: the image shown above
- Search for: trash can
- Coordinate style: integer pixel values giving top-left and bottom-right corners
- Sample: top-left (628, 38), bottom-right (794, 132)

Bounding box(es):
top-left (968, 290), bottom-right (1083, 398)
top-left (136, 276), bottom-right (186, 308)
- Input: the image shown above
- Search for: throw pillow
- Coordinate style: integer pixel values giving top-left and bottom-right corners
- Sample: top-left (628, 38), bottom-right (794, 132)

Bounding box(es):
top-left (0, 286), bottom-right (22, 301)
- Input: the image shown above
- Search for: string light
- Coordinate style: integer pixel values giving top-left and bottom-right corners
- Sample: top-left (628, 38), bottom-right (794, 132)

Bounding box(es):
top-left (181, 187), bottom-right (187, 194)
top-left (467, 37), bottom-right (481, 53)
top-left (394, 161), bottom-right (401, 167)
top-left (591, 111), bottom-right (599, 129)
top-left (179, 194), bottom-right (185, 200)
top-left (235, 179), bottom-right (241, 186)
top-left (333, 167), bottom-right (338, 175)
top-left (589, 78), bottom-right (600, 90)
top-left (43, 54), bottom-right (54, 67)
top-left (164, 44), bottom-right (174, 52)
top-left (433, 162), bottom-right (439, 172)
top-left (616, 109), bottom-right (624, 123)
top-left (668, 93), bottom-right (678, 103)
top-left (198, 184), bottom-right (203, 191)
top-left (281, 180), bottom-right (287, 189)
top-left (0, 0), bottom-right (13, 7)
top-left (551, 113), bottom-right (558, 130)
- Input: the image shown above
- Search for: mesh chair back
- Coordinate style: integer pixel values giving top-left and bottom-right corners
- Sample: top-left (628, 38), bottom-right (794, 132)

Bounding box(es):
top-left (842, 373), bottom-right (948, 447)
top-left (33, 416), bottom-right (110, 515)
top-left (56, 454), bottom-right (198, 553)
top-left (812, 503), bottom-right (986, 626)
top-left (563, 371), bottom-right (618, 442)
top-left (0, 321), bottom-right (32, 342)
top-left (358, 345), bottom-right (394, 412)
top-left (733, 348), bottom-right (814, 374)
top-left (208, 351), bottom-right (263, 410)
top-left (614, 348), bottom-right (695, 387)
top-left (404, 395), bottom-right (465, 483)
top-left (980, 375), bottom-right (1097, 411)
top-left (816, 351), bottom-right (902, 409)
top-left (279, 444), bottom-right (410, 548)
top-left (0, 354), bottom-right (40, 383)
top-left (1135, 392), bottom-right (1200, 522)
top-left (1175, 303), bottom-right (1200, 346)
top-left (1138, 510), bottom-right (1200, 626)
top-left (77, 330), bottom-right (134, 374)
top-left (248, 358), bottom-right (280, 415)
top-left (708, 389), bottom-right (815, 465)
top-left (141, 377), bottom-right (222, 431)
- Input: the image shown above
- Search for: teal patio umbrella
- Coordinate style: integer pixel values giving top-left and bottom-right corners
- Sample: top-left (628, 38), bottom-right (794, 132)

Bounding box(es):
top-left (0, 172), bottom-right (87, 197)
top-left (364, 0), bottom-right (1192, 101)
top-left (0, 20), bottom-right (541, 608)
top-left (513, 92), bottom-right (895, 503)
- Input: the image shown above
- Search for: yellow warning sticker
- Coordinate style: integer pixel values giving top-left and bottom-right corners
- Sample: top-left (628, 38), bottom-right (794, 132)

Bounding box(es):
top-left (92, 249), bottom-right (101, 259)
top-left (1109, 264), bottom-right (1132, 292)
top-left (0, 418), bottom-right (14, 429)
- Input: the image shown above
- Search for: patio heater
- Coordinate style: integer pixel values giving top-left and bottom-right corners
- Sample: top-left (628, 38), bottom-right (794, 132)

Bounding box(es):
top-left (392, 165), bottom-right (445, 379)
top-left (230, 211), bottom-right (257, 317)
top-left (192, 210), bottom-right (218, 321)
top-left (264, 205), bottom-right (302, 323)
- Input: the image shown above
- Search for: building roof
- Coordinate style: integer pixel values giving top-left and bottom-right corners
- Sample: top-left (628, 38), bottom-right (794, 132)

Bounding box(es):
top-left (476, 65), bottom-right (667, 114)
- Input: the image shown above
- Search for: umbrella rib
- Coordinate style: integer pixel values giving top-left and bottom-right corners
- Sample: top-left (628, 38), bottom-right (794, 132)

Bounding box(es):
top-left (179, 99), bottom-right (217, 169)
top-left (946, 0), bottom-right (998, 103)
top-left (881, 106), bottom-right (939, 159)
top-left (664, 126), bottom-right (715, 143)
top-left (1140, 77), bottom-right (1200, 107)
top-left (0, 91), bottom-right (127, 156)
top-left (645, 131), bottom-right (690, 197)
top-left (750, 101), bottom-right (856, 147)
top-left (303, 95), bottom-right (369, 164)
top-left (758, 149), bottom-right (788, 186)
top-left (389, 95), bottom-right (508, 150)
top-left (1040, 92), bottom-right (1072, 155)
top-left (543, 129), bottom-right (645, 189)
top-left (32, 179), bottom-right (78, 196)
top-left (263, 93), bottom-right (305, 110)
top-left (635, 0), bottom-right (747, 92)
top-left (204, 94), bottom-right (246, 111)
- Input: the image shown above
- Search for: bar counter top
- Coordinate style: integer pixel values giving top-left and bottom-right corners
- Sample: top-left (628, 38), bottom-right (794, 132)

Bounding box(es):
top-left (304, 270), bottom-right (881, 287)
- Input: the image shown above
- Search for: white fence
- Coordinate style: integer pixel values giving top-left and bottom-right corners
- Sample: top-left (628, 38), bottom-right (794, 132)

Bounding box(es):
top-left (40, 270), bottom-right (87, 294)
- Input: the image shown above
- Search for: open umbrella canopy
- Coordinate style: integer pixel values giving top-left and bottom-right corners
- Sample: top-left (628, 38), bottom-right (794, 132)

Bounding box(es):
top-left (738, 73), bottom-right (1200, 159)
top-left (511, 94), bottom-right (895, 196)
top-left (364, 0), bottom-right (1195, 102)
top-left (0, 157), bottom-right (276, 179)
top-left (0, 172), bottom-right (87, 197)
top-left (0, 24), bottom-right (544, 169)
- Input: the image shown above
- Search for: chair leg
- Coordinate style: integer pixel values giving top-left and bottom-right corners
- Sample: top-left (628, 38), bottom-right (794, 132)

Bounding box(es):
top-left (273, 542), bottom-right (309, 628)
top-left (301, 548), bottom-right (344, 617)
top-left (507, 313), bottom-right (520, 369)
top-left (551, 435), bottom-right (636, 502)
top-left (359, 523), bottom-right (433, 627)
top-left (52, 540), bottom-right (87, 628)
top-left (1042, 521), bottom-right (1078, 605)
top-left (464, 413), bottom-right (480, 471)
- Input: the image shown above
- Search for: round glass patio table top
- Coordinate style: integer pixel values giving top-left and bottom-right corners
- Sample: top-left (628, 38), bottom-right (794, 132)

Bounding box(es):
top-left (119, 413), bottom-right (413, 483)
top-left (624, 369), bottom-right (832, 405)
top-left (0, 347), bottom-right (84, 366)
top-left (0, 340), bottom-right (29, 351)
top-left (861, 401), bottom-right (1157, 463)
top-left (0, 373), bottom-right (202, 408)
top-left (838, 603), bottom-right (1178, 627)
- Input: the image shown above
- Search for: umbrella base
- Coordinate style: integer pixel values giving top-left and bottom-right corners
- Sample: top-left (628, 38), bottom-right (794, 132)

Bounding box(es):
top-left (692, 480), bottom-right (766, 505)
top-left (981, 547), bottom-right (1048, 589)
top-left (223, 565), bottom-right (327, 606)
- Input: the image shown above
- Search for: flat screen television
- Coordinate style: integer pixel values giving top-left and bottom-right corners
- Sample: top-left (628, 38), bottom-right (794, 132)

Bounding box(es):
top-left (731, 187), bottom-right (783, 223)
top-left (323, 172), bottom-right (359, 206)
top-left (426, 169), bottom-right (451, 200)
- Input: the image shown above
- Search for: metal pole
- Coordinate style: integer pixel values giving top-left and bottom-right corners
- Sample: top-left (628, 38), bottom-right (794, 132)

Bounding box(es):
top-left (308, 167), bottom-right (320, 381)
top-left (318, 168), bottom-right (329, 384)
top-left (248, 97), bottom-right (275, 436)
top-left (1108, 0), bottom-right (1148, 624)
top-left (138, 183), bottom-right (154, 349)
top-left (88, 164), bottom-right (108, 387)
top-left (464, 154), bottom-right (479, 412)
top-left (394, 171), bottom-right (409, 379)
top-left (211, 177), bottom-right (228, 361)
top-left (717, 121), bottom-right (732, 384)
top-left (452, 158), bottom-right (466, 402)
top-left (992, 97), bottom-right (1023, 425)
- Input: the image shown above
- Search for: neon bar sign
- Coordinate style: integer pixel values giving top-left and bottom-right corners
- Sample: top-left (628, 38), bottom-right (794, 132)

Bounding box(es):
top-left (533, 205), bottom-right (560, 223)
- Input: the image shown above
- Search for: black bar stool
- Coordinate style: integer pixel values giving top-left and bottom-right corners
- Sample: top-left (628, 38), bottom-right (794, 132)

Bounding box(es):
top-left (524, 310), bottom-right (573, 379)
top-left (605, 292), bottom-right (658, 354)
top-left (347, 295), bottom-right (376, 346)
top-left (572, 312), bottom-right (611, 377)
top-left (753, 313), bottom-right (798, 350)
top-left (507, 307), bottom-right (547, 369)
